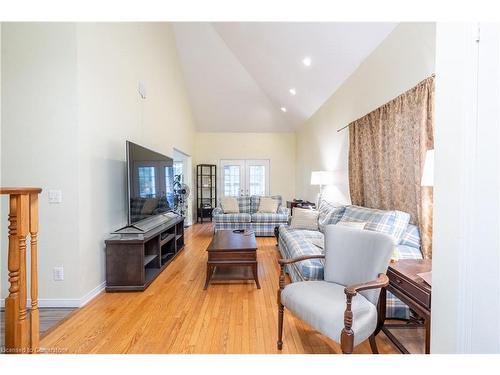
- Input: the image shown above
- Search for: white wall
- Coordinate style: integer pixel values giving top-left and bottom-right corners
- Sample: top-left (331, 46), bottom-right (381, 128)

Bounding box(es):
top-left (76, 23), bottom-right (196, 299)
top-left (295, 23), bottom-right (436, 203)
top-left (1, 23), bottom-right (196, 304)
top-left (194, 132), bottom-right (296, 202)
top-left (431, 23), bottom-right (500, 353)
top-left (1, 23), bottom-right (80, 301)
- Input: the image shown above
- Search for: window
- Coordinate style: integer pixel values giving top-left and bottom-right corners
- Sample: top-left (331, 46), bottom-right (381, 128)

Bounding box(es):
top-left (224, 165), bottom-right (241, 197)
top-left (248, 165), bottom-right (265, 196)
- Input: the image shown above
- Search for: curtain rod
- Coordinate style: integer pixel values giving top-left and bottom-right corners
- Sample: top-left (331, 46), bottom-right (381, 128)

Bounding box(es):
top-left (336, 123), bottom-right (350, 132)
top-left (336, 74), bottom-right (436, 133)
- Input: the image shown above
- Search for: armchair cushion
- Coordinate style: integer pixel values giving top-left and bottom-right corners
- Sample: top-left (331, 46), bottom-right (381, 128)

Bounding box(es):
top-left (281, 281), bottom-right (377, 347)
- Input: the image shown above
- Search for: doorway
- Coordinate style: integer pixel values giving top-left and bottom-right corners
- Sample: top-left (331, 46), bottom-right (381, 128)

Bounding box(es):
top-left (173, 148), bottom-right (193, 226)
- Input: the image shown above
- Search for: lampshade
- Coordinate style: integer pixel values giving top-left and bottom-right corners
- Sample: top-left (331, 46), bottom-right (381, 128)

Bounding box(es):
top-left (421, 150), bottom-right (434, 187)
top-left (310, 171), bottom-right (334, 186)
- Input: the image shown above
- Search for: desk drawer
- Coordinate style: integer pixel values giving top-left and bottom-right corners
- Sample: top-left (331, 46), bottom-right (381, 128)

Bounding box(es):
top-left (387, 268), bottom-right (431, 309)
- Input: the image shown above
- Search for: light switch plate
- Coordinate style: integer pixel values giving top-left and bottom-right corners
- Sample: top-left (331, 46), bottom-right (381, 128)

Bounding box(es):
top-left (48, 189), bottom-right (62, 203)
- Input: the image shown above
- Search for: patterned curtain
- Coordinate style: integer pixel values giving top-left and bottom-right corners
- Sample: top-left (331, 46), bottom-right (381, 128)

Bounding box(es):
top-left (348, 76), bottom-right (434, 258)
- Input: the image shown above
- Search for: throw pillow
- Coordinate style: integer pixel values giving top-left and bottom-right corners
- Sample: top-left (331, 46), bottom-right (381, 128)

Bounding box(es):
top-left (318, 200), bottom-right (346, 232)
top-left (290, 208), bottom-right (319, 231)
top-left (336, 221), bottom-right (367, 230)
top-left (221, 197), bottom-right (239, 214)
top-left (257, 197), bottom-right (279, 213)
top-left (141, 198), bottom-right (159, 215)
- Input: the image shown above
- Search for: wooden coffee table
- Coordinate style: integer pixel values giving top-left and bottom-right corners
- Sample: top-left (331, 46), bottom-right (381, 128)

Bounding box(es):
top-left (204, 230), bottom-right (260, 290)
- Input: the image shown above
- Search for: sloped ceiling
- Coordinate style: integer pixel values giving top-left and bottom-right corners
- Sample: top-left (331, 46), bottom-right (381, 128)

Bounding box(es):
top-left (173, 22), bottom-right (397, 132)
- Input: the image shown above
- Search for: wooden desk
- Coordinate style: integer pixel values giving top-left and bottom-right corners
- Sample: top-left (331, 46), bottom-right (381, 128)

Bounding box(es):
top-left (377, 259), bottom-right (432, 354)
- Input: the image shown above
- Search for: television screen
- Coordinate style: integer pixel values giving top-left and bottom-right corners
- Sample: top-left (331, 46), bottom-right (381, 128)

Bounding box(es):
top-left (126, 141), bottom-right (174, 225)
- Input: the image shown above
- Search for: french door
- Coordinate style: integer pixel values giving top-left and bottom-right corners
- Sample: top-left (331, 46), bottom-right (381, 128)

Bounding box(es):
top-left (220, 159), bottom-right (270, 197)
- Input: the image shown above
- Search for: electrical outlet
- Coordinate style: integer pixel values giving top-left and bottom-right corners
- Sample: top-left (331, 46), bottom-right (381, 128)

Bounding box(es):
top-left (53, 266), bottom-right (64, 281)
top-left (48, 189), bottom-right (62, 203)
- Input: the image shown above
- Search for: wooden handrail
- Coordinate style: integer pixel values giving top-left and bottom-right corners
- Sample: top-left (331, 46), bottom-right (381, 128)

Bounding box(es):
top-left (1, 187), bottom-right (42, 354)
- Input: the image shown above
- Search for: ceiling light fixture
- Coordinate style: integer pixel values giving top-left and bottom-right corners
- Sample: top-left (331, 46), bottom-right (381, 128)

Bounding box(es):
top-left (289, 88), bottom-right (296, 95)
top-left (302, 57), bottom-right (312, 67)
top-left (280, 107), bottom-right (287, 113)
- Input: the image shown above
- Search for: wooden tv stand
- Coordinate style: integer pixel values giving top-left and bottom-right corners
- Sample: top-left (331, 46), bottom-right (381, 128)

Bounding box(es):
top-left (105, 216), bottom-right (184, 291)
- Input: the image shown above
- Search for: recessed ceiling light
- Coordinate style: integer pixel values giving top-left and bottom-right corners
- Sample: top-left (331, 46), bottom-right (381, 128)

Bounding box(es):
top-left (280, 107), bottom-right (287, 113)
top-left (289, 88), bottom-right (296, 95)
top-left (302, 57), bottom-right (312, 67)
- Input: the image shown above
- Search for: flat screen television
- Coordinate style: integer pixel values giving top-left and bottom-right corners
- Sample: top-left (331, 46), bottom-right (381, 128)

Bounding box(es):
top-left (126, 141), bottom-right (174, 226)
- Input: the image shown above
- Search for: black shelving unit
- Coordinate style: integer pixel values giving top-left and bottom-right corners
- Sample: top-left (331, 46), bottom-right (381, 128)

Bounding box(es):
top-left (197, 164), bottom-right (217, 223)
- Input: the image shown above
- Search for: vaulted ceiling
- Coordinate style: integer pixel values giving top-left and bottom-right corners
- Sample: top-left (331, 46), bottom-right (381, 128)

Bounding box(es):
top-left (173, 22), bottom-right (397, 132)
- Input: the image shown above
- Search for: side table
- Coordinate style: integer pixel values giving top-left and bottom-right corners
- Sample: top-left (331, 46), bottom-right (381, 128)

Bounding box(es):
top-left (377, 259), bottom-right (432, 354)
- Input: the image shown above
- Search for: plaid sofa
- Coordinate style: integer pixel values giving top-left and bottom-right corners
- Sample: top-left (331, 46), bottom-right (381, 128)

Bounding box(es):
top-left (213, 195), bottom-right (290, 236)
top-left (277, 203), bottom-right (423, 320)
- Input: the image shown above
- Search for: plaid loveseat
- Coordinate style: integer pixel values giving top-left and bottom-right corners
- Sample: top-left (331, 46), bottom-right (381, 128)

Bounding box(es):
top-left (212, 195), bottom-right (290, 236)
top-left (278, 203), bottom-right (423, 320)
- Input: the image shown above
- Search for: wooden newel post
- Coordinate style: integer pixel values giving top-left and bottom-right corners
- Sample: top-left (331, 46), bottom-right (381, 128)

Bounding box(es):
top-left (1, 187), bottom-right (42, 354)
top-left (29, 193), bottom-right (40, 351)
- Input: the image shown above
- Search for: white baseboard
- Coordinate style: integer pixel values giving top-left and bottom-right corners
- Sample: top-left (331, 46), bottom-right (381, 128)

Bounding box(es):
top-left (0, 281), bottom-right (106, 309)
top-left (79, 281), bottom-right (106, 307)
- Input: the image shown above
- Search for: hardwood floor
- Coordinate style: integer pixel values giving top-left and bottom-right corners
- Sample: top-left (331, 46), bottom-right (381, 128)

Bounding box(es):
top-left (1, 308), bottom-right (76, 347)
top-left (39, 223), bottom-right (424, 354)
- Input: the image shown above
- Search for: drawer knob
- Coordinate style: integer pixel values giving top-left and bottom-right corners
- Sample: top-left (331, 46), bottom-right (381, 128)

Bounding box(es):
top-left (395, 278), bottom-right (402, 284)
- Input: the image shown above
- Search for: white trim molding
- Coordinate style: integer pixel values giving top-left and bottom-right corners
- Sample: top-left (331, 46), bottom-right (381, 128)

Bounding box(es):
top-left (432, 22), bottom-right (500, 354)
top-left (0, 281), bottom-right (106, 309)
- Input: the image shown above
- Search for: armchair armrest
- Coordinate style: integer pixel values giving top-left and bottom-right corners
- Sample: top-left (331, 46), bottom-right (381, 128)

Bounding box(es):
top-left (341, 273), bottom-right (389, 354)
top-left (344, 273), bottom-right (389, 297)
top-left (277, 254), bottom-right (325, 297)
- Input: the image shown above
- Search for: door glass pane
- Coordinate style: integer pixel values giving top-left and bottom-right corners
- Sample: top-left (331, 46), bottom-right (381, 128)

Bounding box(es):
top-left (138, 167), bottom-right (156, 198)
top-left (248, 165), bottom-right (266, 196)
top-left (224, 165), bottom-right (240, 196)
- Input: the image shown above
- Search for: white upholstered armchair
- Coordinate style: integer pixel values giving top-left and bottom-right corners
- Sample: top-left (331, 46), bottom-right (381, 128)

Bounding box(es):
top-left (277, 225), bottom-right (393, 354)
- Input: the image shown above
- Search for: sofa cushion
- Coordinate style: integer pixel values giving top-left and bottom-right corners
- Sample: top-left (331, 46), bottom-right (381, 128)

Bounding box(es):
top-left (251, 212), bottom-right (288, 223)
top-left (290, 208), bottom-right (319, 231)
top-left (400, 224), bottom-right (421, 249)
top-left (339, 205), bottom-right (410, 244)
top-left (250, 195), bottom-right (282, 213)
top-left (221, 197), bottom-right (239, 213)
top-left (257, 197), bottom-right (279, 213)
top-left (213, 213), bottom-right (251, 223)
top-left (236, 196), bottom-right (252, 213)
top-left (318, 200), bottom-right (346, 232)
top-left (279, 226), bottom-right (325, 280)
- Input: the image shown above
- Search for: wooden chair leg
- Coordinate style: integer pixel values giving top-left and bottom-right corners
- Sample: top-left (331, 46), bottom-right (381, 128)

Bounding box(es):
top-left (277, 303), bottom-right (284, 350)
top-left (369, 334), bottom-right (379, 354)
top-left (340, 329), bottom-right (354, 354)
